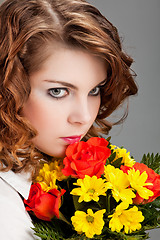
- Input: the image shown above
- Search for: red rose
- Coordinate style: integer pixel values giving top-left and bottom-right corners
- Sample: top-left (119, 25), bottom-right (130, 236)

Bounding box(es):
top-left (121, 163), bottom-right (160, 204)
top-left (24, 183), bottom-right (66, 221)
top-left (62, 137), bottom-right (111, 179)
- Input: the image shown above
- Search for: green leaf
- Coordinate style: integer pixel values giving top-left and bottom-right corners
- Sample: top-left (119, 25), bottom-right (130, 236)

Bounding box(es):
top-left (111, 157), bottom-right (123, 168)
top-left (72, 195), bottom-right (102, 212)
top-left (106, 136), bottom-right (111, 142)
top-left (107, 152), bottom-right (116, 164)
top-left (141, 153), bottom-right (160, 174)
top-left (139, 200), bottom-right (160, 230)
top-left (32, 218), bottom-right (76, 240)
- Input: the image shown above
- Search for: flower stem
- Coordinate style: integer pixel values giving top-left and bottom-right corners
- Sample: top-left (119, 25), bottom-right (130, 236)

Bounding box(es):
top-left (107, 194), bottom-right (111, 213)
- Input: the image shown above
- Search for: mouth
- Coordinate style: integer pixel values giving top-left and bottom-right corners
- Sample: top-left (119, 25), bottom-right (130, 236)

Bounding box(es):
top-left (61, 135), bottom-right (82, 144)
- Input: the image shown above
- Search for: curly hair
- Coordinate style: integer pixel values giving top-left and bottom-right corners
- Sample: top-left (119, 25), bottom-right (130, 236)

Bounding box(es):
top-left (0, 0), bottom-right (138, 175)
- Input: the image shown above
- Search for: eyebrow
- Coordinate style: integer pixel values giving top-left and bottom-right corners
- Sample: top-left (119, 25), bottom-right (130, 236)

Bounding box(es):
top-left (44, 78), bottom-right (107, 90)
top-left (44, 80), bottom-right (78, 90)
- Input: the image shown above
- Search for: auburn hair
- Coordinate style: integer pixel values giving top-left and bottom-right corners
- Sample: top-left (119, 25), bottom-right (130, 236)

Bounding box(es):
top-left (0, 0), bottom-right (138, 175)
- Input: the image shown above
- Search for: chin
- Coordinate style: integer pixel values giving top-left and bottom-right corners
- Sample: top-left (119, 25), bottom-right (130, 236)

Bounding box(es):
top-left (50, 152), bottom-right (66, 158)
top-left (41, 148), bottom-right (67, 158)
top-left (34, 142), bottom-right (68, 158)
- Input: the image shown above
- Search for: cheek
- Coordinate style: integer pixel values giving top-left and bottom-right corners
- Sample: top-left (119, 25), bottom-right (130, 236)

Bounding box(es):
top-left (22, 96), bottom-right (49, 128)
top-left (22, 96), bottom-right (66, 130)
top-left (90, 97), bottom-right (101, 120)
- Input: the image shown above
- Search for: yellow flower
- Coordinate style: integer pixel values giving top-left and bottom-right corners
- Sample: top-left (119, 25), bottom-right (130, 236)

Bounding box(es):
top-left (111, 145), bottom-right (135, 167)
top-left (36, 160), bottom-right (67, 192)
top-left (71, 175), bottom-right (107, 203)
top-left (37, 166), bottom-right (57, 192)
top-left (108, 202), bottom-right (144, 234)
top-left (51, 159), bottom-right (68, 181)
top-left (110, 144), bottom-right (116, 150)
top-left (104, 165), bottom-right (136, 204)
top-left (71, 209), bottom-right (106, 238)
top-left (127, 168), bottom-right (154, 200)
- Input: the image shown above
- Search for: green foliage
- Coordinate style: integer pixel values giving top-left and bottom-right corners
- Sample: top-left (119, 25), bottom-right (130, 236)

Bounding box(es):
top-left (107, 150), bottom-right (123, 169)
top-left (139, 197), bottom-right (160, 230)
top-left (141, 153), bottom-right (160, 174)
top-left (32, 218), bottom-right (149, 240)
top-left (32, 218), bottom-right (75, 240)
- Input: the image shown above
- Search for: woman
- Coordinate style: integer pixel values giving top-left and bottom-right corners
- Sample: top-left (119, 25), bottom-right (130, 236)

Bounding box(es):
top-left (0, 0), bottom-right (138, 239)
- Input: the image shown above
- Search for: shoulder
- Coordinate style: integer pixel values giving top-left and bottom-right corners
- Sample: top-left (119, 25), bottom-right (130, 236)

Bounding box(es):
top-left (0, 177), bottom-right (38, 240)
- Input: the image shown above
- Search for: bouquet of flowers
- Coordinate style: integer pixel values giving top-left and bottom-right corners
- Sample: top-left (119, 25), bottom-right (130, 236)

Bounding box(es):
top-left (24, 137), bottom-right (160, 239)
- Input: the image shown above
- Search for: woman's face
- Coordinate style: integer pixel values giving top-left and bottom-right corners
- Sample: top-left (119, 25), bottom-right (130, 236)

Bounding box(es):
top-left (22, 46), bottom-right (107, 157)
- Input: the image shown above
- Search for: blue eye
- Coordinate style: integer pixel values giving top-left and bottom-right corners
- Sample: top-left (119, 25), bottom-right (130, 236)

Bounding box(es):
top-left (48, 88), bottom-right (68, 98)
top-left (89, 87), bottom-right (100, 96)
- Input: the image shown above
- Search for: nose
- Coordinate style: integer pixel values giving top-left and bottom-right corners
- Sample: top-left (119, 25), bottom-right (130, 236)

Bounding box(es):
top-left (67, 97), bottom-right (92, 125)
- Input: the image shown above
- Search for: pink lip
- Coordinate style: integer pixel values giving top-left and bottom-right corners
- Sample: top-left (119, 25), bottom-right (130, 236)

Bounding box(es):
top-left (61, 136), bottom-right (81, 144)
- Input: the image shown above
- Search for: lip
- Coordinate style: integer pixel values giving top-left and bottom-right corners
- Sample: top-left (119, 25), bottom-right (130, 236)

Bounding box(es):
top-left (61, 136), bottom-right (82, 144)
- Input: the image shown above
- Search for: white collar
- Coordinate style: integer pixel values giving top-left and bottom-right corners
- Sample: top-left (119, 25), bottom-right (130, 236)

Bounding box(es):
top-left (0, 170), bottom-right (32, 199)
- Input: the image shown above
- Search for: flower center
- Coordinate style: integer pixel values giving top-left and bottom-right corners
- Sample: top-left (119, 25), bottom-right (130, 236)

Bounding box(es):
top-left (86, 215), bottom-right (94, 223)
top-left (87, 189), bottom-right (95, 194)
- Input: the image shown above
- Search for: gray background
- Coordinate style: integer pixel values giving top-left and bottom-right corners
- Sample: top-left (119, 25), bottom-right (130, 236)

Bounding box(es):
top-left (87, 0), bottom-right (160, 163)
top-left (0, 0), bottom-right (159, 239)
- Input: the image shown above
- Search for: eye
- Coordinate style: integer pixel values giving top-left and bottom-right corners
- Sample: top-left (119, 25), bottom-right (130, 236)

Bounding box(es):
top-left (48, 88), bottom-right (69, 98)
top-left (89, 87), bottom-right (100, 96)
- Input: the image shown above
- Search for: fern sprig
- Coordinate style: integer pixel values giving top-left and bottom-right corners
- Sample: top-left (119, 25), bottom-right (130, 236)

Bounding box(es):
top-left (141, 153), bottom-right (160, 174)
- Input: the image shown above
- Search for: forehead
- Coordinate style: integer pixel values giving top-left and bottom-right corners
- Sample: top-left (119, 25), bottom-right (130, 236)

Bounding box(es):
top-left (29, 45), bottom-right (107, 88)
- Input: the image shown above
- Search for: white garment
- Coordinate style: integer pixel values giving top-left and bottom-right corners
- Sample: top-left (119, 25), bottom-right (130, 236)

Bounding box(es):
top-left (0, 170), bottom-right (40, 240)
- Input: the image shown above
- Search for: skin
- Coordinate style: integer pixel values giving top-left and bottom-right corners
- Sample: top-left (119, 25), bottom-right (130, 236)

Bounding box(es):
top-left (22, 45), bottom-right (107, 157)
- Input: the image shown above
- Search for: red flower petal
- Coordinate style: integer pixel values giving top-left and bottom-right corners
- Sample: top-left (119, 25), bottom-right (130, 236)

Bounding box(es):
top-left (62, 137), bottom-right (111, 178)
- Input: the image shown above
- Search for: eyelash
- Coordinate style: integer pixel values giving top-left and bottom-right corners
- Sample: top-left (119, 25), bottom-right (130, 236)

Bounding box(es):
top-left (48, 85), bottom-right (104, 99)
